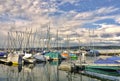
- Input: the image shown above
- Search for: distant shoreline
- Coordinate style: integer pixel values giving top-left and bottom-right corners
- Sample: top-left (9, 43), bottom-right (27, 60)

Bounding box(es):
top-left (0, 46), bottom-right (120, 50)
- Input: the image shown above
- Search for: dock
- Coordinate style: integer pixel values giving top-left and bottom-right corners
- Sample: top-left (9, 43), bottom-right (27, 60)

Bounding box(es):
top-left (58, 60), bottom-right (120, 72)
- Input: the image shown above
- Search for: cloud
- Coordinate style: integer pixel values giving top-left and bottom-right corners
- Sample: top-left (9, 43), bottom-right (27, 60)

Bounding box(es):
top-left (0, 0), bottom-right (120, 47)
top-left (59, 0), bottom-right (80, 5)
top-left (115, 17), bottom-right (120, 24)
top-left (98, 24), bottom-right (120, 34)
top-left (53, 6), bottom-right (120, 45)
top-left (74, 11), bottom-right (94, 20)
top-left (96, 7), bottom-right (119, 15)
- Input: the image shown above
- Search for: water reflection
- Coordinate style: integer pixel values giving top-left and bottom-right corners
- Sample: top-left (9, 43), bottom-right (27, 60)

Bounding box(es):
top-left (18, 64), bottom-right (22, 72)
top-left (0, 61), bottom-right (119, 81)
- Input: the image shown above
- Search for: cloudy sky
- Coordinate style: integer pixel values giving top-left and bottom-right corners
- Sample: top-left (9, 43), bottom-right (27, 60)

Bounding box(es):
top-left (0, 0), bottom-right (120, 48)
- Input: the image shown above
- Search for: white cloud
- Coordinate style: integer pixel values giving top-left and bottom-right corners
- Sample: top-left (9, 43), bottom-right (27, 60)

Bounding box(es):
top-left (97, 24), bottom-right (120, 34)
top-left (97, 7), bottom-right (119, 14)
top-left (91, 24), bottom-right (120, 46)
top-left (60, 0), bottom-right (80, 5)
top-left (115, 17), bottom-right (120, 24)
top-left (74, 11), bottom-right (93, 20)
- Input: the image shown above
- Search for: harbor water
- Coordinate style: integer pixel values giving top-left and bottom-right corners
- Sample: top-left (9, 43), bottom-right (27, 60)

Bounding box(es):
top-left (0, 56), bottom-right (120, 81)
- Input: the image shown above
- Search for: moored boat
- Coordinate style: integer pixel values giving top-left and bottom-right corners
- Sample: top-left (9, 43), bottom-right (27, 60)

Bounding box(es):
top-left (45, 52), bottom-right (62, 61)
top-left (61, 51), bottom-right (69, 60)
top-left (85, 55), bottom-right (120, 74)
top-left (33, 53), bottom-right (46, 62)
top-left (7, 53), bottom-right (23, 65)
top-left (69, 53), bottom-right (78, 60)
top-left (0, 51), bottom-right (7, 58)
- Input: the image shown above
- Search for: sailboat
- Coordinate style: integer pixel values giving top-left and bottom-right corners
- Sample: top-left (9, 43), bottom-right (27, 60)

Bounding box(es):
top-left (33, 53), bottom-right (46, 62)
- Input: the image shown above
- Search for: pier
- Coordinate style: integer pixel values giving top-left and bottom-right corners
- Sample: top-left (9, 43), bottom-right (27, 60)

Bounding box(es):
top-left (58, 59), bottom-right (120, 73)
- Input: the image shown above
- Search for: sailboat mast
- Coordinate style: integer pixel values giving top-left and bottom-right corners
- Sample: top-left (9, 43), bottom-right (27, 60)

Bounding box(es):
top-left (56, 29), bottom-right (58, 50)
top-left (47, 23), bottom-right (50, 50)
top-left (47, 0), bottom-right (51, 51)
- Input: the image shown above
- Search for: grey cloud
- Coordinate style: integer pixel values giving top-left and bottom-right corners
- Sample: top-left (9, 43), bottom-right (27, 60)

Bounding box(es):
top-left (116, 32), bottom-right (120, 36)
top-left (101, 33), bottom-right (113, 38)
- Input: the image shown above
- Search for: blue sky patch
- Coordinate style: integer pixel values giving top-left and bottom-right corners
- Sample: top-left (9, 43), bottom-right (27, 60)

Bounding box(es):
top-left (82, 23), bottom-right (101, 29)
top-left (95, 18), bottom-right (120, 25)
top-left (58, 0), bottom-right (120, 13)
